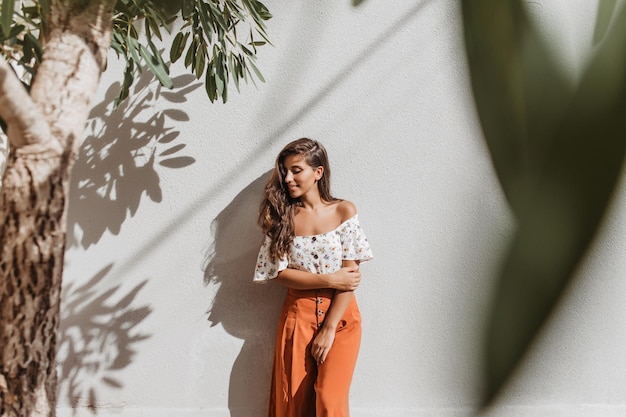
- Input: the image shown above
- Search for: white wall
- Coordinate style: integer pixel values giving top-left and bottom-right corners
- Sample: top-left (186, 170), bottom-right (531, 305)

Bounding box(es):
top-left (56, 1), bottom-right (626, 416)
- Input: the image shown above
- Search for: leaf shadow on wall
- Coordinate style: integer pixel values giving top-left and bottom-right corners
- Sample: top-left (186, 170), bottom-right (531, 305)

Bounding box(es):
top-left (67, 71), bottom-right (201, 249)
top-left (57, 264), bottom-right (152, 413)
top-left (203, 172), bottom-right (285, 416)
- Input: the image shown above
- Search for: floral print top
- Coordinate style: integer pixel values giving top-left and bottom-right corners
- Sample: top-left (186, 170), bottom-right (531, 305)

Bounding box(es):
top-left (254, 214), bottom-right (373, 282)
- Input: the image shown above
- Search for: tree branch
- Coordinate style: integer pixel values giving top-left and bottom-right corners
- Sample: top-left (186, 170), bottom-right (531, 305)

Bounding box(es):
top-left (0, 56), bottom-right (56, 152)
top-left (28, 0), bottom-right (116, 154)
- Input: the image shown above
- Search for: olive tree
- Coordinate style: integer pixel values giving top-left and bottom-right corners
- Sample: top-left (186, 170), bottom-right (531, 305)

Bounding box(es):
top-left (0, 1), bottom-right (270, 415)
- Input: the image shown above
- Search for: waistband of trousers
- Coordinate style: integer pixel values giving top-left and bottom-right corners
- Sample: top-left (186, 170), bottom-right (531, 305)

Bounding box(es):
top-left (287, 288), bottom-right (336, 299)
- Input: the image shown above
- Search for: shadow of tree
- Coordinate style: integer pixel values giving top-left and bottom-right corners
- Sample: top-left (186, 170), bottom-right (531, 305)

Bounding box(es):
top-left (67, 72), bottom-right (201, 248)
top-left (203, 172), bottom-right (285, 417)
top-left (57, 264), bottom-right (152, 414)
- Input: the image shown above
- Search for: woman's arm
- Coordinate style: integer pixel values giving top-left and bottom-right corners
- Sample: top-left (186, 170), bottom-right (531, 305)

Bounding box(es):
top-left (310, 260), bottom-right (360, 365)
top-left (275, 265), bottom-right (361, 290)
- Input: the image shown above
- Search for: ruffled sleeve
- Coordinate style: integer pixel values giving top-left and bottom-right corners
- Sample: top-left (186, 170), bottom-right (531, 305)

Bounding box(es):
top-left (253, 235), bottom-right (289, 283)
top-left (340, 214), bottom-right (373, 262)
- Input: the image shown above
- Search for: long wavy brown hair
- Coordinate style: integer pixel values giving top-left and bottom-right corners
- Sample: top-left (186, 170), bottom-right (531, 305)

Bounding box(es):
top-left (258, 138), bottom-right (338, 261)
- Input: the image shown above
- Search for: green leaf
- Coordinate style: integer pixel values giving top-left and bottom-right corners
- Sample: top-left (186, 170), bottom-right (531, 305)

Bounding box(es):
top-left (146, 15), bottom-right (163, 41)
top-left (231, 56), bottom-right (241, 92)
top-left (462, 0), bottom-right (572, 214)
top-left (114, 60), bottom-right (135, 110)
top-left (8, 24), bottom-right (25, 39)
top-left (239, 42), bottom-right (254, 57)
top-left (128, 23), bottom-right (139, 40)
top-left (215, 66), bottom-right (224, 97)
top-left (352, 0), bottom-right (367, 6)
top-left (255, 28), bottom-right (273, 46)
top-left (182, 0), bottom-right (195, 19)
top-left (105, 0), bottom-right (270, 108)
top-left (170, 32), bottom-right (189, 63)
top-left (195, 48), bottom-right (206, 79)
top-left (198, 2), bottom-right (216, 42)
top-left (207, 1), bottom-right (229, 33)
top-left (0, 0), bottom-right (14, 38)
top-left (241, 0), bottom-right (262, 25)
top-left (463, 0), bottom-right (626, 405)
top-left (184, 37), bottom-right (197, 68)
top-left (127, 35), bottom-right (142, 65)
top-left (111, 32), bottom-right (126, 57)
top-left (139, 44), bottom-right (173, 89)
top-left (247, 58), bottom-right (265, 82)
top-left (253, 0), bottom-right (272, 20)
top-left (23, 32), bottom-right (43, 63)
top-left (39, 0), bottom-right (50, 14)
top-left (205, 61), bottom-right (217, 102)
top-left (147, 35), bottom-right (169, 75)
top-left (114, 1), bottom-right (133, 16)
top-left (227, 0), bottom-right (246, 21)
top-left (593, 0), bottom-right (617, 44)
top-left (147, 0), bottom-right (181, 20)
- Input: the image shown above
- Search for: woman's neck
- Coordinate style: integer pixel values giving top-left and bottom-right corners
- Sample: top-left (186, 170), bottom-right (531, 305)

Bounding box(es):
top-left (298, 194), bottom-right (327, 212)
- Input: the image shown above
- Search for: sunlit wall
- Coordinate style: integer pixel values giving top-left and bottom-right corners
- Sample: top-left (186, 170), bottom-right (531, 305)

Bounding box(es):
top-left (57, 1), bottom-right (626, 416)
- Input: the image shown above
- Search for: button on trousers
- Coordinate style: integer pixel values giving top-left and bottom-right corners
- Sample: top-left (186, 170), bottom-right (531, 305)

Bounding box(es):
top-left (268, 288), bottom-right (362, 417)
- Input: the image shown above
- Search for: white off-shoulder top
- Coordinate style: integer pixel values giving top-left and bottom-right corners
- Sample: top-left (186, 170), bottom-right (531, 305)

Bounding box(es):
top-left (253, 214), bottom-right (373, 282)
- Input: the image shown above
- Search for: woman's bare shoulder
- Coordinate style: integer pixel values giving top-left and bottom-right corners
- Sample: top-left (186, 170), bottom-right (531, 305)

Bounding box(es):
top-left (334, 200), bottom-right (357, 222)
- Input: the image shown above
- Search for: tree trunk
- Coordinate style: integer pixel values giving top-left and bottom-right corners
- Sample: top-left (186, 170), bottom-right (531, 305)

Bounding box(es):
top-left (0, 150), bottom-right (69, 417)
top-left (0, 1), bottom-right (115, 416)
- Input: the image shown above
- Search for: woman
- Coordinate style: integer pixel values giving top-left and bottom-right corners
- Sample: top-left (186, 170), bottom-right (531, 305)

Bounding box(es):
top-left (254, 138), bottom-right (373, 417)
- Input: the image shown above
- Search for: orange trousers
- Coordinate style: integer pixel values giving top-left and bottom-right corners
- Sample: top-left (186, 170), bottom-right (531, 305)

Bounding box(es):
top-left (269, 288), bottom-right (361, 417)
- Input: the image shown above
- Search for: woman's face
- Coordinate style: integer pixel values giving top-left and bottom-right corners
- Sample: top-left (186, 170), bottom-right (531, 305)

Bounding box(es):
top-left (282, 154), bottom-right (323, 199)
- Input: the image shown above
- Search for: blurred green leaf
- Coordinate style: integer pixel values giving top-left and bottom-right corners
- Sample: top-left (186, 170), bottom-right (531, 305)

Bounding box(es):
top-left (352, 0), bottom-right (367, 6)
top-left (594, 0), bottom-right (617, 44)
top-left (462, 0), bottom-right (573, 215)
top-left (463, 0), bottom-right (626, 405)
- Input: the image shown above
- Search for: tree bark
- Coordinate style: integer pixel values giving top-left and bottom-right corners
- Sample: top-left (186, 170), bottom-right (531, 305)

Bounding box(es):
top-left (0, 1), bottom-right (115, 416)
top-left (0, 150), bottom-right (69, 417)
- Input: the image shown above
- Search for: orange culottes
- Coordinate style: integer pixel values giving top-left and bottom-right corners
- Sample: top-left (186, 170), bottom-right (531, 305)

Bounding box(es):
top-left (269, 288), bottom-right (361, 417)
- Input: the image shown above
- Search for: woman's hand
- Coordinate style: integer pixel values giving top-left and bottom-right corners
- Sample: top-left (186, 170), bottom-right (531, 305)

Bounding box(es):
top-left (328, 266), bottom-right (361, 291)
top-left (311, 326), bottom-right (336, 365)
